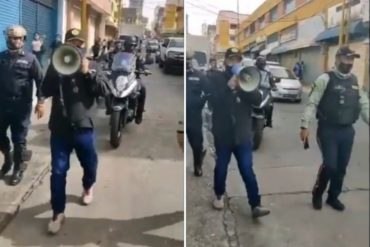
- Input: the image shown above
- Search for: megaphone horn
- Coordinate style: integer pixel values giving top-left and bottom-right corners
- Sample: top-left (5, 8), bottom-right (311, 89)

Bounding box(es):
top-left (52, 44), bottom-right (82, 76)
top-left (235, 66), bottom-right (261, 92)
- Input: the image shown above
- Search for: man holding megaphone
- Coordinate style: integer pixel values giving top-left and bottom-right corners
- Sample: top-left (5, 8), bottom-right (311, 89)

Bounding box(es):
top-left (41, 28), bottom-right (108, 234)
top-left (206, 47), bottom-right (270, 218)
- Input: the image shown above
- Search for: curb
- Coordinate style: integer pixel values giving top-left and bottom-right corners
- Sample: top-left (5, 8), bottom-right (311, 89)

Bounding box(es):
top-left (0, 161), bottom-right (50, 234)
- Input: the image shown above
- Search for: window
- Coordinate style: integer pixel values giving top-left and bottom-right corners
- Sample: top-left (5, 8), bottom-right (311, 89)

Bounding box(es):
top-left (267, 32), bottom-right (279, 43)
top-left (336, 0), bottom-right (361, 12)
top-left (250, 22), bottom-right (255, 33)
top-left (230, 36), bottom-right (236, 42)
top-left (270, 6), bottom-right (278, 22)
top-left (230, 24), bottom-right (238, 29)
top-left (284, 0), bottom-right (295, 14)
top-left (244, 28), bottom-right (250, 37)
top-left (259, 16), bottom-right (265, 29)
top-left (269, 67), bottom-right (296, 79)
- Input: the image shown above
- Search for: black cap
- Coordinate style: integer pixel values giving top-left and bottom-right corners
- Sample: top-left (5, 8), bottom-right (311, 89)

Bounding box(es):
top-left (225, 47), bottom-right (242, 60)
top-left (336, 46), bottom-right (360, 58)
top-left (65, 28), bottom-right (85, 42)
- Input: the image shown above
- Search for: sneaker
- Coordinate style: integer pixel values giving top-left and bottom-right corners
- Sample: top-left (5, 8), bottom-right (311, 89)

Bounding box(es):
top-left (48, 213), bottom-right (65, 235)
top-left (312, 194), bottom-right (323, 210)
top-left (251, 206), bottom-right (270, 218)
top-left (81, 187), bottom-right (94, 205)
top-left (326, 198), bottom-right (345, 211)
top-left (212, 195), bottom-right (224, 210)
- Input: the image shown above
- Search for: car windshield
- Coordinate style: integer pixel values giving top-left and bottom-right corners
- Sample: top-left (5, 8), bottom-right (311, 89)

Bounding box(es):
top-left (193, 51), bottom-right (207, 66)
top-left (169, 39), bottom-right (184, 48)
top-left (149, 40), bottom-right (158, 45)
top-left (269, 67), bottom-right (296, 79)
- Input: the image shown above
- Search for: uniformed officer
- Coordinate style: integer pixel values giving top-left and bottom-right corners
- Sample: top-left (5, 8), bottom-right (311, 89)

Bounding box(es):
top-left (300, 46), bottom-right (369, 211)
top-left (255, 56), bottom-right (277, 128)
top-left (42, 28), bottom-right (108, 234)
top-left (0, 25), bottom-right (45, 185)
top-left (186, 51), bottom-right (208, 177)
top-left (100, 39), bottom-right (123, 69)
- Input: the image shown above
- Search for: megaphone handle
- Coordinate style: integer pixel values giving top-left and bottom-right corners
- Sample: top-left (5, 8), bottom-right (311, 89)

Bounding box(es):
top-left (58, 76), bottom-right (68, 117)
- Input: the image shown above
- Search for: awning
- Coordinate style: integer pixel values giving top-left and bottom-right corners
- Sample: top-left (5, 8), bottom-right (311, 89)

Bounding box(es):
top-left (260, 43), bottom-right (279, 56)
top-left (315, 20), bottom-right (366, 42)
top-left (271, 40), bottom-right (319, 55)
top-left (251, 43), bottom-right (265, 53)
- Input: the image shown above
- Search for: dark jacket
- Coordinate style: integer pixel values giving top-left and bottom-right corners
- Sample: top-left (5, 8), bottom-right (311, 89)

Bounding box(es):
top-left (0, 50), bottom-right (44, 111)
top-left (42, 64), bottom-right (108, 135)
top-left (186, 69), bottom-right (208, 129)
top-left (206, 71), bottom-right (263, 146)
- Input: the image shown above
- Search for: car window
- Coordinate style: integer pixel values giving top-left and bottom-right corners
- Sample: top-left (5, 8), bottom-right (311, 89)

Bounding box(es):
top-left (169, 39), bottom-right (184, 48)
top-left (193, 51), bottom-right (207, 66)
top-left (269, 67), bottom-right (296, 79)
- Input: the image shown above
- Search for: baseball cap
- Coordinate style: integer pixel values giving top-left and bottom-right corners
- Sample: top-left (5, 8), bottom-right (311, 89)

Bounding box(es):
top-left (65, 28), bottom-right (85, 42)
top-left (336, 46), bottom-right (360, 58)
top-left (225, 47), bottom-right (242, 60)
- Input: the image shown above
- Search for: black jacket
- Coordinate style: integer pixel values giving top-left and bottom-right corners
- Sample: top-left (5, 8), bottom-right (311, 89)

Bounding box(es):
top-left (0, 50), bottom-right (44, 111)
top-left (206, 71), bottom-right (263, 146)
top-left (186, 69), bottom-right (208, 129)
top-left (42, 64), bottom-right (108, 135)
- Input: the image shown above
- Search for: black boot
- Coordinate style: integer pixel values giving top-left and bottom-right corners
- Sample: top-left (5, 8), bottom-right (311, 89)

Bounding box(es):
top-left (10, 169), bottom-right (24, 186)
top-left (194, 149), bottom-right (206, 177)
top-left (0, 151), bottom-right (13, 178)
top-left (312, 164), bottom-right (329, 210)
top-left (326, 198), bottom-right (345, 211)
top-left (135, 111), bottom-right (143, 124)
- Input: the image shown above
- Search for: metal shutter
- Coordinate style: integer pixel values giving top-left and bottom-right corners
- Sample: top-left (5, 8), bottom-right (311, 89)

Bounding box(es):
top-left (21, 0), bottom-right (37, 52)
top-left (37, 3), bottom-right (57, 52)
top-left (0, 0), bottom-right (21, 51)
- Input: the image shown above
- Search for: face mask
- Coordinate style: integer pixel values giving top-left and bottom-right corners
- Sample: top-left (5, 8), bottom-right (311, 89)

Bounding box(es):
top-left (337, 63), bottom-right (353, 74)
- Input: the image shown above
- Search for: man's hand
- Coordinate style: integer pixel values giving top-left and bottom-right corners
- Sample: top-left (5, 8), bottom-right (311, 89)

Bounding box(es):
top-left (81, 58), bottom-right (89, 74)
top-left (227, 75), bottom-right (239, 90)
top-left (34, 102), bottom-right (45, 119)
top-left (299, 128), bottom-right (309, 142)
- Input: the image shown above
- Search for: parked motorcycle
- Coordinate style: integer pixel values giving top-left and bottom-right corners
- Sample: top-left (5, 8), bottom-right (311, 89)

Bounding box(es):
top-left (105, 52), bottom-right (151, 148)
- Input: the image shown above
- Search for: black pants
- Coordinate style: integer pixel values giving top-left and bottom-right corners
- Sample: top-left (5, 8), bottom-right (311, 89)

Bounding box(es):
top-left (265, 103), bottom-right (274, 125)
top-left (187, 124), bottom-right (203, 167)
top-left (313, 123), bottom-right (355, 200)
top-left (0, 105), bottom-right (32, 168)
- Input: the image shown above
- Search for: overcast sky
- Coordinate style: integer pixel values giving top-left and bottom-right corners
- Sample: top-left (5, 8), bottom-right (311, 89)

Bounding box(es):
top-left (140, 0), bottom-right (265, 33)
top-left (186, 0), bottom-right (264, 35)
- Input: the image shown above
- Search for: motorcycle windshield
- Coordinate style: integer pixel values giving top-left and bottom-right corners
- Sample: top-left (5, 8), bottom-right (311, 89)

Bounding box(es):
top-left (111, 52), bottom-right (136, 73)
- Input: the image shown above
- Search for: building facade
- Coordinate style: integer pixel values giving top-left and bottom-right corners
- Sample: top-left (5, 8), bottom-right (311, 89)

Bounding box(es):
top-left (162, 0), bottom-right (184, 35)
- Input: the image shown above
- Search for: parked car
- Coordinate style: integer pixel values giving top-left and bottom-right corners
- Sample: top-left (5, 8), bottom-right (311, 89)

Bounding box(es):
top-left (269, 65), bottom-right (302, 102)
top-left (146, 39), bottom-right (159, 53)
top-left (159, 37), bottom-right (184, 73)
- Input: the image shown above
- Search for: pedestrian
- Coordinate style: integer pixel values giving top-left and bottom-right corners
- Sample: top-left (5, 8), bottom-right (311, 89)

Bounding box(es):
top-left (42, 28), bottom-right (108, 234)
top-left (101, 38), bottom-right (107, 54)
top-left (186, 51), bottom-right (208, 177)
top-left (91, 38), bottom-right (101, 60)
top-left (300, 46), bottom-right (369, 211)
top-left (32, 32), bottom-right (45, 67)
top-left (0, 25), bottom-right (45, 185)
top-left (254, 56), bottom-right (277, 128)
top-left (208, 58), bottom-right (218, 74)
top-left (206, 47), bottom-right (270, 218)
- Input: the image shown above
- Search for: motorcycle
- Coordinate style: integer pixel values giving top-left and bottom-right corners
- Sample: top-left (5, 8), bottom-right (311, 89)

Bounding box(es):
top-left (251, 89), bottom-right (271, 150)
top-left (105, 52), bottom-right (151, 148)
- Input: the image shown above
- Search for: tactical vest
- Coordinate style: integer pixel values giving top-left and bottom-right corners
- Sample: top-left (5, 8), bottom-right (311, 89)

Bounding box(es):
top-left (259, 70), bottom-right (271, 89)
top-left (317, 71), bottom-right (361, 125)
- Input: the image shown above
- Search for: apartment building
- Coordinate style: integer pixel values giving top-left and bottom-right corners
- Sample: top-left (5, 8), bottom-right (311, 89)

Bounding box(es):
top-left (162, 0), bottom-right (184, 34)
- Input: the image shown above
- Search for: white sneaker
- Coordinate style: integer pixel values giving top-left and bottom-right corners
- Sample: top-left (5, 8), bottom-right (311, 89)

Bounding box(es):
top-left (212, 195), bottom-right (224, 210)
top-left (47, 213), bottom-right (65, 235)
top-left (81, 187), bottom-right (94, 205)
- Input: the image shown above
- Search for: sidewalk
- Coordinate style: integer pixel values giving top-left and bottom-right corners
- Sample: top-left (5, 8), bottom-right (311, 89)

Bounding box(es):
top-left (0, 101), bottom-right (51, 234)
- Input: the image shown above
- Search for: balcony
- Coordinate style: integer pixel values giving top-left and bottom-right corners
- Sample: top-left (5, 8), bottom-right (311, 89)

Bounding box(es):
top-left (89, 0), bottom-right (111, 15)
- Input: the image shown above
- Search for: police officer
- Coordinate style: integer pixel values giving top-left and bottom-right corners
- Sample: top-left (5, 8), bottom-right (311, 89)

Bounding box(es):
top-left (300, 46), bottom-right (369, 211)
top-left (0, 25), bottom-right (45, 185)
top-left (207, 47), bottom-right (270, 218)
top-left (100, 39), bottom-right (123, 69)
top-left (255, 56), bottom-right (276, 128)
top-left (186, 51), bottom-right (208, 177)
top-left (42, 28), bottom-right (108, 234)
top-left (121, 36), bottom-right (147, 124)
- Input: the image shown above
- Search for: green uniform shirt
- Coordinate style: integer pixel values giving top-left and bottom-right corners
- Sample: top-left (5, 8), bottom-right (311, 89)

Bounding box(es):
top-left (301, 71), bottom-right (369, 128)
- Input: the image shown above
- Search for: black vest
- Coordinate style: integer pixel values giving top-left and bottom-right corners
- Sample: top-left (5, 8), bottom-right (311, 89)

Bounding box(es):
top-left (317, 72), bottom-right (360, 125)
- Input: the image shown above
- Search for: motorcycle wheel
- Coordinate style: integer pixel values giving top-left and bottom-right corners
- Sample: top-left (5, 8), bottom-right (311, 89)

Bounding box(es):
top-left (253, 118), bottom-right (265, 151)
top-left (110, 111), bottom-right (123, 148)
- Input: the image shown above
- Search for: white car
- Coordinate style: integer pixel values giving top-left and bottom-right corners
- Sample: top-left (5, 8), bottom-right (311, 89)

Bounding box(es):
top-left (159, 37), bottom-right (184, 73)
top-left (269, 65), bottom-right (303, 102)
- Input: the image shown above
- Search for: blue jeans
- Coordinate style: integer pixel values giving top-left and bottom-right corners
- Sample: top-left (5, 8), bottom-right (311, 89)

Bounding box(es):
top-left (50, 129), bottom-right (98, 214)
top-left (214, 141), bottom-right (261, 208)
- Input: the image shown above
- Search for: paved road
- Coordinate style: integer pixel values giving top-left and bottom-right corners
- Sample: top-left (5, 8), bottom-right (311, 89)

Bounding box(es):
top-left (0, 64), bottom-right (184, 247)
top-left (186, 97), bottom-right (369, 247)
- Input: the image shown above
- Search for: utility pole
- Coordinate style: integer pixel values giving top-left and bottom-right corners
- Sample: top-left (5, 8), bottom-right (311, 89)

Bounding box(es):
top-left (339, 0), bottom-right (351, 46)
top-left (237, 0), bottom-right (240, 47)
top-left (81, 0), bottom-right (88, 41)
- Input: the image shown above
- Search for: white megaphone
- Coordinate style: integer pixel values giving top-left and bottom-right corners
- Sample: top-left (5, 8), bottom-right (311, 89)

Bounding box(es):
top-left (232, 64), bottom-right (261, 92)
top-left (52, 44), bottom-right (82, 76)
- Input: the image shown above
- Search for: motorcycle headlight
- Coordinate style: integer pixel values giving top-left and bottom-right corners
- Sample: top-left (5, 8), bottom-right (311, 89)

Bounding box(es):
top-left (167, 51), bottom-right (176, 58)
top-left (115, 76), bottom-right (129, 91)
